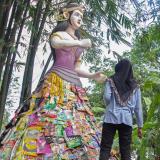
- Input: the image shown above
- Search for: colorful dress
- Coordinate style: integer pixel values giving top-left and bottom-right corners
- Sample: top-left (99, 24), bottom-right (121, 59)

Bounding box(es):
top-left (0, 33), bottom-right (100, 160)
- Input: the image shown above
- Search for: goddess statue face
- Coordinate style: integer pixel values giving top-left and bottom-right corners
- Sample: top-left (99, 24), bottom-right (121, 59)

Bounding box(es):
top-left (69, 10), bottom-right (83, 30)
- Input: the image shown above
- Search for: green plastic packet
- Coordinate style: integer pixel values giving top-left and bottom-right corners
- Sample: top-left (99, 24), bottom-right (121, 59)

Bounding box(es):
top-left (65, 135), bottom-right (82, 148)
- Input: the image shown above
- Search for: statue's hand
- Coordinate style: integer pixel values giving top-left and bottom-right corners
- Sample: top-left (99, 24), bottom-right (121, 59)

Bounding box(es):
top-left (79, 39), bottom-right (92, 48)
top-left (92, 72), bottom-right (107, 83)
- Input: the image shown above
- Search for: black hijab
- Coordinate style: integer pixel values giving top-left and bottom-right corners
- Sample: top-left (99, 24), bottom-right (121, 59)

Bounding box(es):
top-left (110, 59), bottom-right (138, 104)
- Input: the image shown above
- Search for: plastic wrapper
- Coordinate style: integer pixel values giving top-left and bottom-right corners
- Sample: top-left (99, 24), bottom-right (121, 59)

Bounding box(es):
top-left (0, 73), bottom-right (100, 159)
top-left (56, 125), bottom-right (64, 137)
top-left (23, 138), bottom-right (37, 156)
top-left (37, 136), bottom-right (52, 155)
top-left (65, 135), bottom-right (82, 149)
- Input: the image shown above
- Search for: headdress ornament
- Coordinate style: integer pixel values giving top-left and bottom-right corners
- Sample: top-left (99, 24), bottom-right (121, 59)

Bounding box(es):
top-left (62, 5), bottom-right (85, 13)
top-left (54, 5), bottom-right (85, 21)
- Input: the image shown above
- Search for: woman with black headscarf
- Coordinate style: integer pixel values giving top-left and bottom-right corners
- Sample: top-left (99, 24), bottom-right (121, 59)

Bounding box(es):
top-left (99, 59), bottom-right (143, 160)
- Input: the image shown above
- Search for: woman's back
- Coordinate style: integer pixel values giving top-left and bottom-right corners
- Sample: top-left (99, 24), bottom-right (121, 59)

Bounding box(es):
top-left (103, 80), bottom-right (143, 128)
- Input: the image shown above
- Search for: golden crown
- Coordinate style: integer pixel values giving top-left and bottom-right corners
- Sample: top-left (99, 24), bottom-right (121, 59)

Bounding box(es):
top-left (54, 5), bottom-right (85, 22)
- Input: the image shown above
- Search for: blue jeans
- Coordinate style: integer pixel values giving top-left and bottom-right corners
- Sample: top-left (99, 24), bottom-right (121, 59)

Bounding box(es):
top-left (99, 123), bottom-right (132, 160)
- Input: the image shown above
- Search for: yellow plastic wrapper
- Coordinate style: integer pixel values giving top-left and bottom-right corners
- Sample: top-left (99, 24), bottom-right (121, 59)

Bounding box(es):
top-left (25, 126), bottom-right (42, 139)
top-left (23, 138), bottom-right (37, 156)
top-left (16, 116), bottom-right (28, 131)
top-left (20, 126), bottom-right (42, 157)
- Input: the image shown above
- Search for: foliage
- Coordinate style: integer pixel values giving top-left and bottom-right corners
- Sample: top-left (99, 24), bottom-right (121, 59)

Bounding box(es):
top-left (125, 24), bottom-right (160, 159)
top-left (117, 0), bottom-right (160, 28)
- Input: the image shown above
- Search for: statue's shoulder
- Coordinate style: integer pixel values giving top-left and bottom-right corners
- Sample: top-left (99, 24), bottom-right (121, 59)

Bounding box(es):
top-left (50, 31), bottom-right (65, 40)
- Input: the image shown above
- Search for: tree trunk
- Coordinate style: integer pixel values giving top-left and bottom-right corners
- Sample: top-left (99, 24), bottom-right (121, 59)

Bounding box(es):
top-left (0, 0), bottom-right (17, 82)
top-left (0, 52), bottom-right (12, 131)
top-left (0, 0), bottom-right (28, 131)
top-left (20, 0), bottom-right (51, 104)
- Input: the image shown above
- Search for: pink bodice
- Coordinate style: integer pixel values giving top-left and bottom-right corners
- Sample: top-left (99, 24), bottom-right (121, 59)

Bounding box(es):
top-left (46, 46), bottom-right (84, 86)
top-left (34, 38), bottom-right (85, 92)
top-left (53, 47), bottom-right (84, 70)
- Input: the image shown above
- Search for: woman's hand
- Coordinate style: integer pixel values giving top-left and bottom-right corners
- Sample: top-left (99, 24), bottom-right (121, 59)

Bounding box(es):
top-left (79, 39), bottom-right (91, 48)
top-left (91, 72), bottom-right (107, 83)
